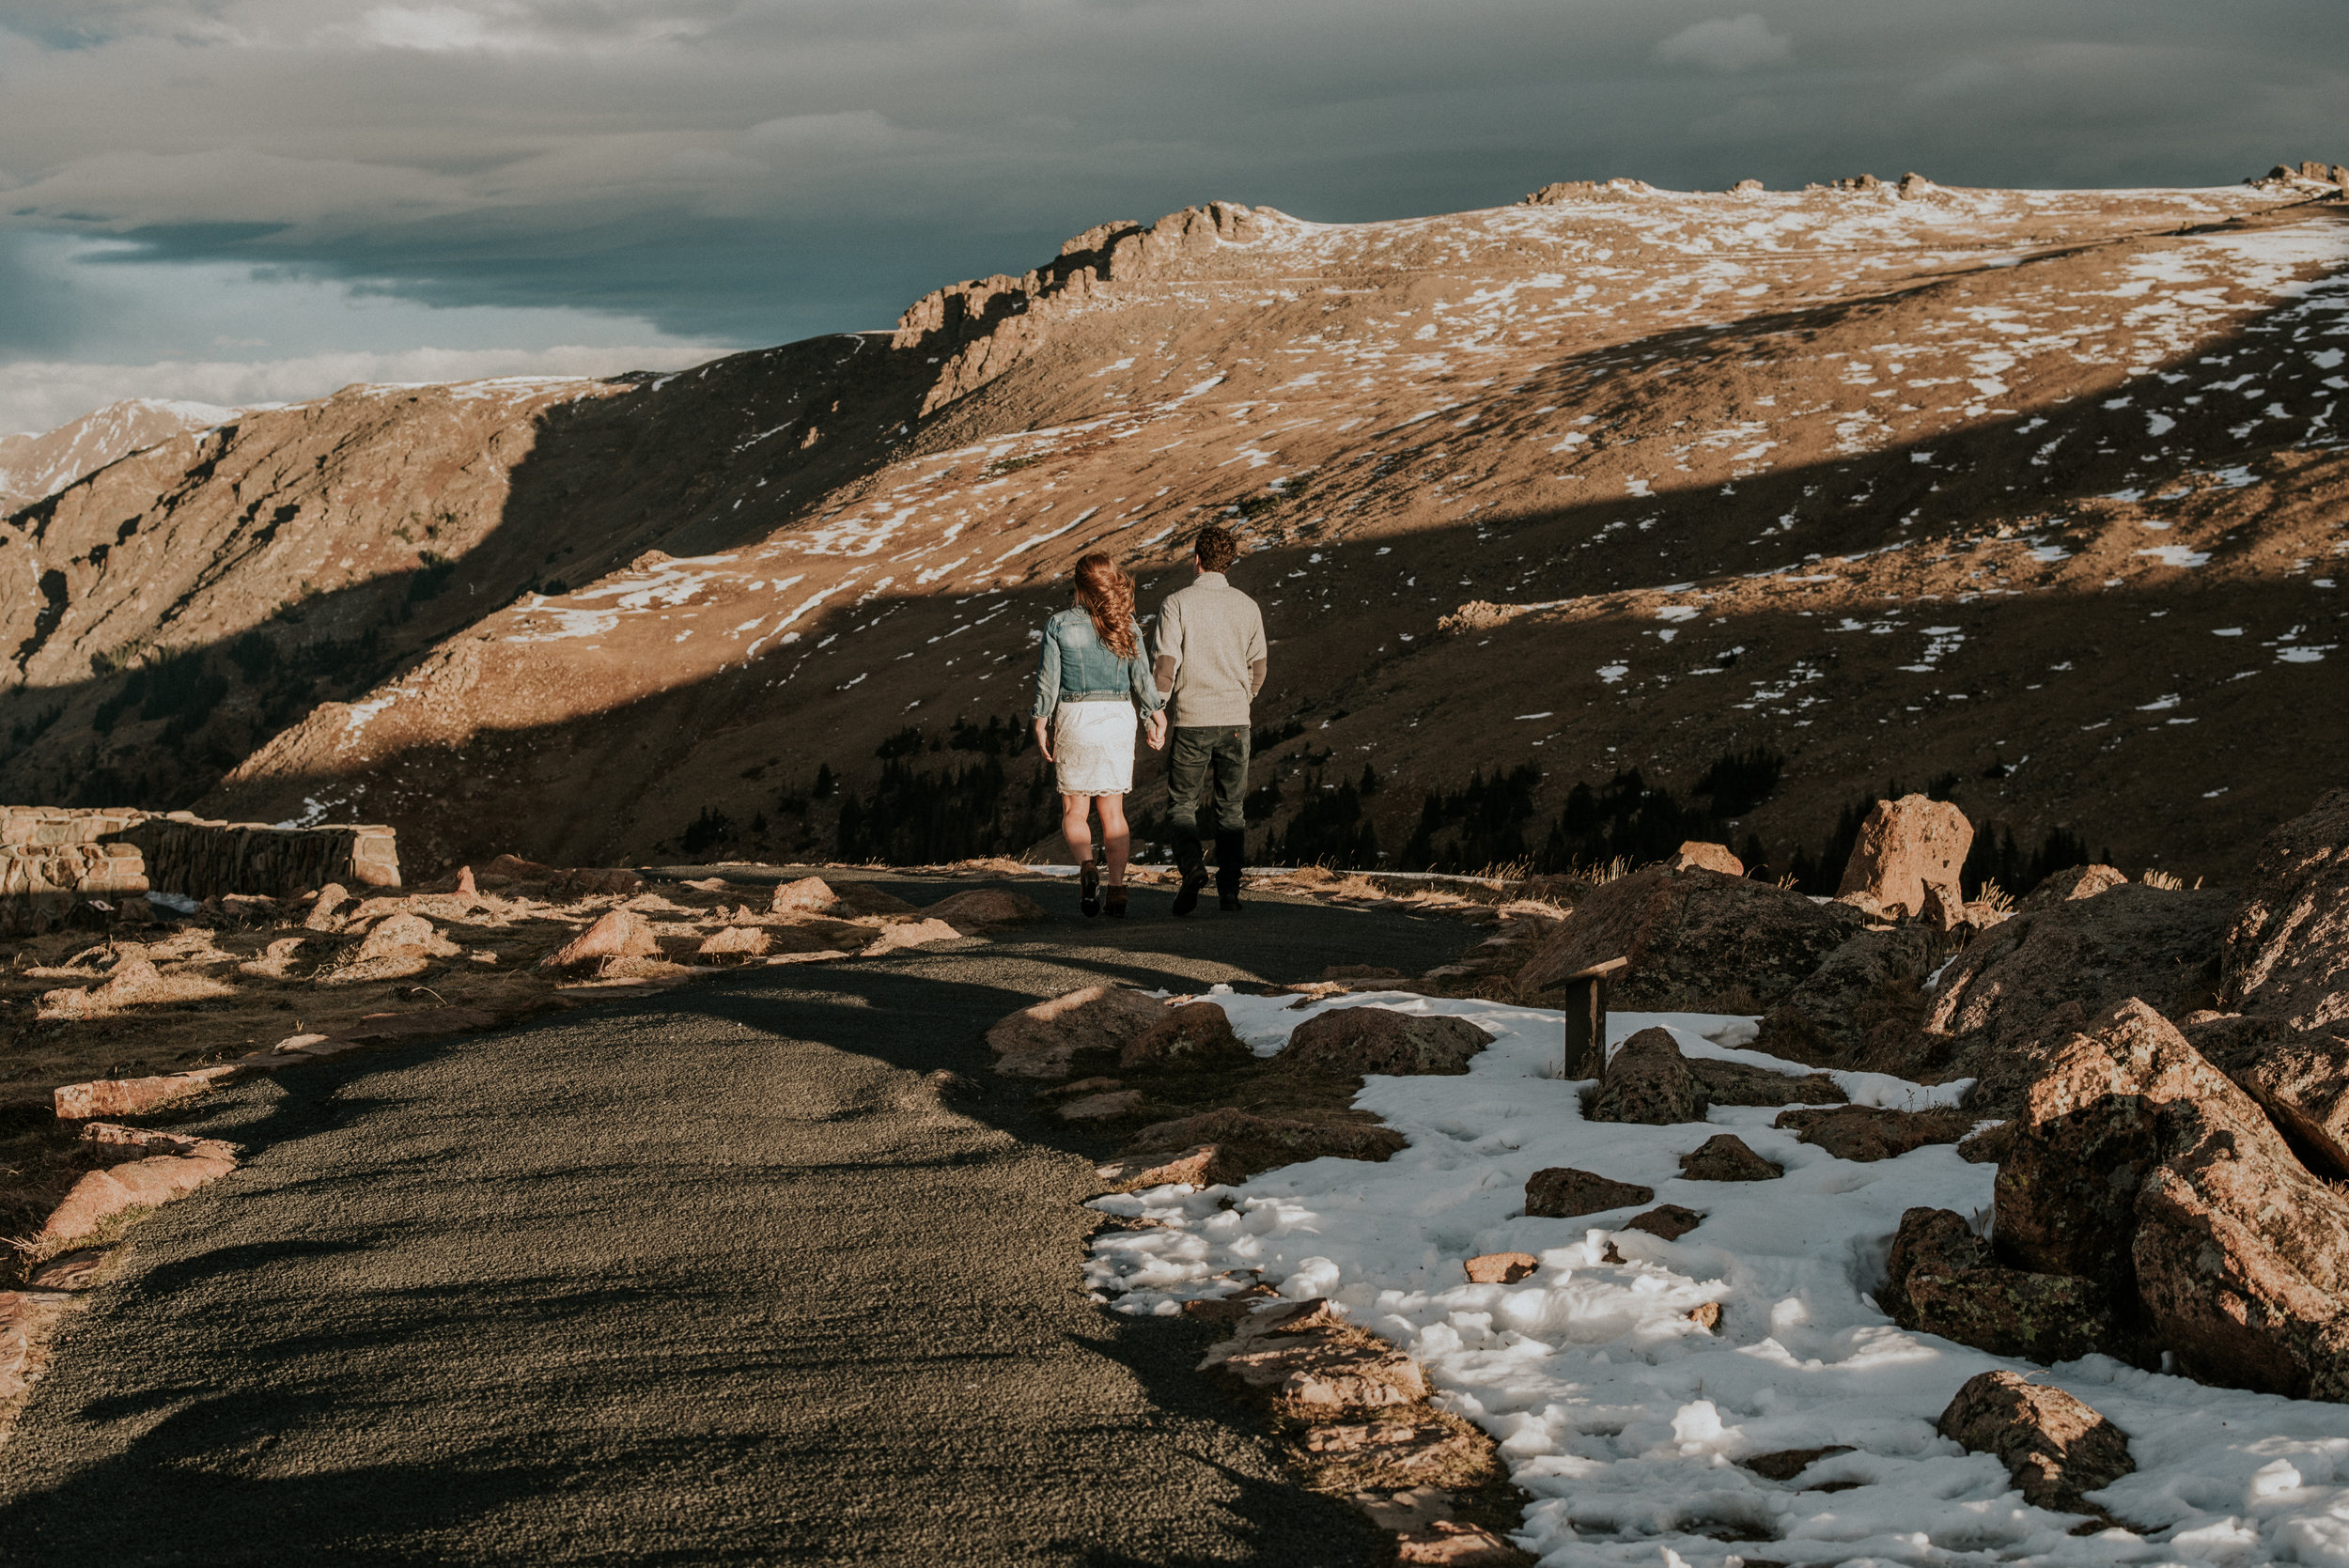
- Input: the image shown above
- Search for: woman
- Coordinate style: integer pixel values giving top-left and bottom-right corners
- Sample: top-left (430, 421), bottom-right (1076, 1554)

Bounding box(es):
top-left (1031, 553), bottom-right (1168, 916)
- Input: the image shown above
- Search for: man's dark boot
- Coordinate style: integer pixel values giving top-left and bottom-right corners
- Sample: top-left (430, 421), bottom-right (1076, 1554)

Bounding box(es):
top-left (1215, 830), bottom-right (1246, 912)
top-left (1172, 829), bottom-right (1207, 917)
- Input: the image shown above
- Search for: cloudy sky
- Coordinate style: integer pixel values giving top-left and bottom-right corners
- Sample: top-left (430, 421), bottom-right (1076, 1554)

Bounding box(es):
top-left (1, 0), bottom-right (2341, 433)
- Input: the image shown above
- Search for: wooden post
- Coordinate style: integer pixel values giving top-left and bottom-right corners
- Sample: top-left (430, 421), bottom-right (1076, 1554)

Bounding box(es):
top-left (1560, 957), bottom-right (1628, 1080)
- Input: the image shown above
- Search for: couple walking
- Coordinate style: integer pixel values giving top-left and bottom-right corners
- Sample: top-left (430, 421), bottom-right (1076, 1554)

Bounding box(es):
top-left (1028, 525), bottom-right (1267, 918)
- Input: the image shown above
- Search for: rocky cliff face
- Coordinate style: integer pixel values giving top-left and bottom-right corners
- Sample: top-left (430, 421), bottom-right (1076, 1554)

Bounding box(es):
top-left (5, 179), bottom-right (2347, 877)
top-left (0, 398), bottom-right (236, 515)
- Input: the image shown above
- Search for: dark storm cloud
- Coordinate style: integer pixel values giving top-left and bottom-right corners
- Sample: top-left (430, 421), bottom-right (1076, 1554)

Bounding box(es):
top-left (1, 0), bottom-right (2345, 347)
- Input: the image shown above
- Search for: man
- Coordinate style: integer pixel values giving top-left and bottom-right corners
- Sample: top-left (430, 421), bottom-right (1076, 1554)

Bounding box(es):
top-left (1150, 524), bottom-right (1268, 915)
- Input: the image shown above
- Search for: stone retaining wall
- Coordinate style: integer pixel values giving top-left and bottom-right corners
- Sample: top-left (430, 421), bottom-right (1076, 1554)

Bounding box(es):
top-left (0, 806), bottom-right (400, 914)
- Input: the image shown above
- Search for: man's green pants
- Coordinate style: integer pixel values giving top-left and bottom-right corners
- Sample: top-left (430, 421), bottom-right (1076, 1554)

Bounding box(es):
top-left (1165, 724), bottom-right (1250, 885)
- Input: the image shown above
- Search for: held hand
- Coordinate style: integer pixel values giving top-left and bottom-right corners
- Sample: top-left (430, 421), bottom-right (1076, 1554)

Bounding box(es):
top-left (1146, 712), bottom-right (1169, 751)
top-left (1033, 718), bottom-right (1053, 764)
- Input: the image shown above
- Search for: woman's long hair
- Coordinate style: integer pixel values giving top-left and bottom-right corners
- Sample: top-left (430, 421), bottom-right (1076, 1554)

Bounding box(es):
top-left (1074, 553), bottom-right (1138, 658)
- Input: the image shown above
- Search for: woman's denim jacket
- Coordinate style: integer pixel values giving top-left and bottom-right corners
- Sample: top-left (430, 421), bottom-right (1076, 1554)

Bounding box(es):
top-left (1031, 608), bottom-right (1163, 720)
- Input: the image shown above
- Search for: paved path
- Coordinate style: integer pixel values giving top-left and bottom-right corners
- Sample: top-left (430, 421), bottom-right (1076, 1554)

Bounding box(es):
top-left (0, 876), bottom-right (1475, 1565)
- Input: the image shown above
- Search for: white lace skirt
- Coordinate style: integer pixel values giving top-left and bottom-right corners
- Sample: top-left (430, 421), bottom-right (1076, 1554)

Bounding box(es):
top-left (1052, 702), bottom-right (1138, 796)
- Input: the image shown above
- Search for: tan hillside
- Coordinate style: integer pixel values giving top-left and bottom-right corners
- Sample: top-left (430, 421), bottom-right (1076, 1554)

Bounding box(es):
top-left (5, 171), bottom-right (2347, 883)
top-left (0, 398), bottom-right (238, 515)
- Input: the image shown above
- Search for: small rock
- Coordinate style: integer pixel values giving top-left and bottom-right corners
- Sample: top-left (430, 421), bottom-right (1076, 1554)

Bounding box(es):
top-left (1588, 1028), bottom-right (1706, 1125)
top-left (1836, 795), bottom-right (1971, 920)
top-left (355, 912), bottom-right (459, 962)
top-left (1464, 1251), bottom-right (1538, 1284)
top-left (1746, 1445), bottom-right (1855, 1482)
top-left (28, 1249), bottom-right (109, 1291)
top-left (1773, 1104), bottom-right (1973, 1161)
top-left (453, 865), bottom-right (477, 896)
top-left (1937, 1370), bottom-right (2133, 1513)
top-left (987, 985), bottom-right (1166, 1079)
top-left (924, 889), bottom-right (1049, 928)
top-left (697, 924), bottom-right (770, 960)
top-left (39, 1152), bottom-right (238, 1246)
top-left (769, 876), bottom-right (840, 916)
top-left (1056, 1090), bottom-right (1144, 1123)
top-left (1122, 1110), bottom-right (1406, 1183)
top-left (1625, 1204), bottom-right (1703, 1240)
top-left (1670, 840), bottom-right (1744, 876)
top-left (539, 908), bottom-right (659, 969)
top-left (1523, 1167), bottom-right (1654, 1219)
top-left (54, 1065), bottom-right (241, 1120)
top-left (1276, 1006), bottom-right (1493, 1077)
top-left (1097, 1143), bottom-right (1237, 1189)
top-left (1678, 1133), bottom-right (1781, 1181)
top-left (1121, 1001), bottom-right (1252, 1071)
top-left (858, 917), bottom-right (963, 955)
top-left (1687, 1301), bottom-right (1721, 1332)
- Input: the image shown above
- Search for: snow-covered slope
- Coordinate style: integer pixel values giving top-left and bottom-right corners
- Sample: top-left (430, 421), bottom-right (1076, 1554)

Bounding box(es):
top-left (0, 397), bottom-right (238, 514)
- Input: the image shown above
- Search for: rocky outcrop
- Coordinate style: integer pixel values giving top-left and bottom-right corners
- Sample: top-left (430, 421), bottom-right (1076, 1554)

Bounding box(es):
top-left (1937, 1371), bottom-right (2133, 1514)
top-left (2186, 1011), bottom-right (2349, 1177)
top-left (1514, 864), bottom-right (1865, 1009)
top-left (1685, 1057), bottom-right (1846, 1107)
top-left (1120, 1001), bottom-right (1251, 1071)
top-left (1523, 1167), bottom-right (1654, 1219)
top-left (986, 984), bottom-right (1165, 1079)
top-left (1275, 1007), bottom-right (1492, 1078)
top-left (1669, 841), bottom-right (1743, 876)
top-left (1923, 882), bottom-right (2231, 1108)
top-left (1836, 795), bottom-right (1971, 919)
top-left (1464, 1252), bottom-right (1538, 1284)
top-left (1587, 1028), bottom-right (1707, 1125)
top-left (2221, 787), bottom-right (2349, 1029)
top-left (1678, 1133), bottom-right (1780, 1181)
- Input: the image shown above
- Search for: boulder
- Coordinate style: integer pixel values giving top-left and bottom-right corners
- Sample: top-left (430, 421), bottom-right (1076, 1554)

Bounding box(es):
top-left (1880, 1207), bottom-right (2111, 1363)
top-left (54, 1064), bottom-right (241, 1120)
top-left (2019, 864), bottom-right (2127, 911)
top-left (2221, 787), bottom-right (2349, 1030)
top-left (1753, 924), bottom-right (1938, 1067)
top-left (1836, 795), bottom-right (1971, 919)
top-left (558, 867), bottom-right (645, 896)
top-left (1122, 1109), bottom-right (1406, 1183)
top-left (1773, 1104), bottom-right (1973, 1161)
top-left (27, 1250), bottom-right (109, 1292)
top-left (986, 985), bottom-right (1166, 1079)
top-left (1997, 999), bottom-right (2349, 1397)
top-left (539, 908), bottom-right (660, 969)
top-left (1275, 1007), bottom-right (1492, 1078)
top-left (1523, 1167), bottom-right (1654, 1219)
top-left (1922, 882), bottom-right (2231, 1109)
top-left (1120, 1001), bottom-right (1252, 1071)
top-left (1588, 1028), bottom-right (1706, 1125)
top-left (1625, 1203), bottom-right (1703, 1240)
top-left (1937, 1370), bottom-right (2133, 1514)
top-left (925, 889), bottom-right (1049, 929)
top-left (1464, 1252), bottom-right (1539, 1284)
top-left (1678, 1133), bottom-right (1780, 1181)
top-left (304, 882), bottom-right (351, 930)
top-left (1670, 841), bottom-right (1743, 876)
top-left (769, 876), bottom-right (841, 916)
top-left (1686, 1057), bottom-right (1846, 1107)
top-left (1515, 863), bottom-right (1867, 1009)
